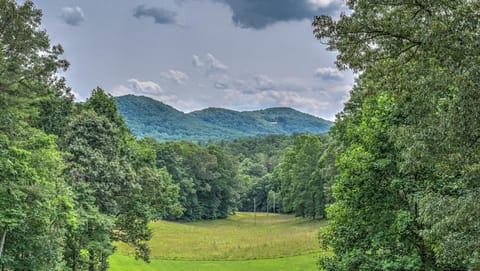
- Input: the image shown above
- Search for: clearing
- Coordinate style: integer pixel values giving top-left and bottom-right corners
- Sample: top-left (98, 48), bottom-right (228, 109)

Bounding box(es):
top-left (110, 212), bottom-right (327, 271)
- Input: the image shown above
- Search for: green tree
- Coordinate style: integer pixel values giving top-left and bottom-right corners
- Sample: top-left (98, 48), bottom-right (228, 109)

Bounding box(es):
top-left (0, 0), bottom-right (73, 269)
top-left (0, 127), bottom-right (75, 270)
top-left (275, 134), bottom-right (326, 218)
top-left (314, 1), bottom-right (480, 269)
top-left (152, 141), bottom-right (238, 220)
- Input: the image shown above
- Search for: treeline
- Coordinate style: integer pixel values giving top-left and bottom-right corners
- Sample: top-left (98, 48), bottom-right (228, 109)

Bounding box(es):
top-left (217, 134), bottom-right (334, 219)
top-left (149, 134), bottom-right (334, 221)
top-left (312, 1), bottom-right (480, 270)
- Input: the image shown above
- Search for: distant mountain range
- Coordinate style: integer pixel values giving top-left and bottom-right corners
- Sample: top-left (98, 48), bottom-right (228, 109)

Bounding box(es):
top-left (115, 95), bottom-right (333, 142)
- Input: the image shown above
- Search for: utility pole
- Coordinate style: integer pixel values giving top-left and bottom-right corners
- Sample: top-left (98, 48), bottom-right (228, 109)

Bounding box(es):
top-left (254, 197), bottom-right (256, 226)
top-left (273, 193), bottom-right (276, 214)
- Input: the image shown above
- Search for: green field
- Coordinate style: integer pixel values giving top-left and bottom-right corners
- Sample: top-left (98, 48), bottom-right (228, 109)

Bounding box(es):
top-left (110, 212), bottom-right (327, 270)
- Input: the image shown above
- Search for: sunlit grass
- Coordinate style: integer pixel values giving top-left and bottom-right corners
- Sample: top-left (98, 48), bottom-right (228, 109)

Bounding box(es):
top-left (109, 253), bottom-right (327, 271)
top-left (115, 212), bottom-right (325, 260)
top-left (110, 212), bottom-right (328, 271)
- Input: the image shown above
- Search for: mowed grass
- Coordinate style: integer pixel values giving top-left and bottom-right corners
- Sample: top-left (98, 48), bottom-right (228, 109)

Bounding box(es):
top-left (110, 212), bottom-right (328, 271)
top-left (115, 212), bottom-right (326, 260)
top-left (109, 253), bottom-right (326, 271)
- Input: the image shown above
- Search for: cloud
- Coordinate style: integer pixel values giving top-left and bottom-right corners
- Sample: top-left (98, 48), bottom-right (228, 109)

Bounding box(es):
top-left (61, 6), bottom-right (85, 26)
top-left (126, 79), bottom-right (163, 94)
top-left (207, 73), bottom-right (248, 92)
top-left (224, 88), bottom-right (330, 116)
top-left (314, 67), bottom-right (344, 80)
top-left (111, 79), bottom-right (163, 96)
top-left (215, 0), bottom-right (343, 29)
top-left (193, 53), bottom-right (228, 74)
top-left (214, 82), bottom-right (229, 89)
top-left (205, 53), bottom-right (228, 73)
top-left (71, 90), bottom-right (85, 102)
top-left (307, 0), bottom-right (342, 8)
top-left (160, 70), bottom-right (189, 84)
top-left (133, 5), bottom-right (177, 25)
top-left (109, 79), bottom-right (207, 114)
top-left (192, 55), bottom-right (204, 67)
top-left (254, 74), bottom-right (275, 91)
top-left (203, 72), bottom-right (349, 119)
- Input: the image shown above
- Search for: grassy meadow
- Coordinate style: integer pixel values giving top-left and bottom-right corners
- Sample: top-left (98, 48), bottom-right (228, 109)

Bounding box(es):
top-left (110, 212), bottom-right (327, 270)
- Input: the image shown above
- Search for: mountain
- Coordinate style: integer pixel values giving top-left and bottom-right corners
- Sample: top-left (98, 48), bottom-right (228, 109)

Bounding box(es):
top-left (115, 95), bottom-right (333, 142)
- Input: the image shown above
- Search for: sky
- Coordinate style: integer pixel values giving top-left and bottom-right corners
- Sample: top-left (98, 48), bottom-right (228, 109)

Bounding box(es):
top-left (32, 0), bottom-right (353, 120)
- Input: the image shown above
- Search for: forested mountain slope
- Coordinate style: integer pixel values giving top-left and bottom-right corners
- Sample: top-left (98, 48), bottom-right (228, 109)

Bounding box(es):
top-left (115, 95), bottom-right (333, 141)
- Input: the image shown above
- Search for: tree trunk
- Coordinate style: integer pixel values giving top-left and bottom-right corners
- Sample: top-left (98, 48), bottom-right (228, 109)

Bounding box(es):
top-left (89, 249), bottom-right (95, 271)
top-left (0, 227), bottom-right (7, 259)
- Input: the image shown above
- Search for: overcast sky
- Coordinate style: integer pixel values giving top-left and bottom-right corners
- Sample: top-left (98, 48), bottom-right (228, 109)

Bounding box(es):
top-left (33, 0), bottom-right (353, 120)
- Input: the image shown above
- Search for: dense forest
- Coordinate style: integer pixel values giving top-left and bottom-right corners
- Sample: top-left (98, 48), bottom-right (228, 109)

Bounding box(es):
top-left (2, 0), bottom-right (480, 271)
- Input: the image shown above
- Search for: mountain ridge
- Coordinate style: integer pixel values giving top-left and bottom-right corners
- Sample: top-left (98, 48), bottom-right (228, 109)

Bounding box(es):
top-left (115, 95), bottom-right (333, 142)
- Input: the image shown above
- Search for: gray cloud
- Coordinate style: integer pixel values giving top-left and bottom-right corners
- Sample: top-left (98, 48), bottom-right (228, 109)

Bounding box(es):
top-left (254, 74), bottom-right (275, 91)
top-left (215, 0), bottom-right (343, 29)
top-left (214, 82), bottom-right (229, 89)
top-left (133, 5), bottom-right (177, 25)
top-left (61, 6), bottom-right (85, 26)
top-left (314, 67), bottom-right (344, 80)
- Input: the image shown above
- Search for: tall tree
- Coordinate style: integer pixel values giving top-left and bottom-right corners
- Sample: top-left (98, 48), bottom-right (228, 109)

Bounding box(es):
top-left (275, 134), bottom-right (326, 218)
top-left (60, 88), bottom-right (181, 269)
top-left (0, 0), bottom-right (73, 269)
top-left (314, 1), bottom-right (480, 269)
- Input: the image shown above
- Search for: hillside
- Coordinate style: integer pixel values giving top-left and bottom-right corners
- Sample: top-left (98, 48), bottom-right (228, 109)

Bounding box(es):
top-left (115, 95), bottom-right (333, 141)
top-left (114, 95), bottom-right (241, 141)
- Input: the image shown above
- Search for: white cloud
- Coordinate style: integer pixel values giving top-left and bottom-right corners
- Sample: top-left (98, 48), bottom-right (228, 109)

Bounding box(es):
top-left (307, 0), bottom-right (343, 8)
top-left (193, 53), bottom-right (228, 74)
top-left (205, 53), bottom-right (228, 72)
top-left (126, 79), bottom-right (163, 94)
top-left (192, 54), bottom-right (204, 67)
top-left (160, 69), bottom-right (189, 84)
top-left (223, 88), bottom-right (330, 116)
top-left (314, 67), bottom-right (344, 80)
top-left (110, 79), bottom-right (163, 96)
top-left (71, 90), bottom-right (85, 102)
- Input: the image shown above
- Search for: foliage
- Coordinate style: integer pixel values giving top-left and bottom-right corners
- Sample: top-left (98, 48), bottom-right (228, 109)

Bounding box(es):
top-left (314, 1), bottom-right (480, 270)
top-left (0, 129), bottom-right (74, 270)
top-left (217, 135), bottom-right (293, 212)
top-left (152, 141), bottom-right (239, 220)
top-left (0, 0), bottom-right (72, 269)
top-left (275, 134), bottom-right (327, 219)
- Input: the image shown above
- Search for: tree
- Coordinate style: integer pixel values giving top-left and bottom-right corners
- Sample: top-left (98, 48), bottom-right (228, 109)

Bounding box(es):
top-left (0, 0), bottom-right (73, 269)
top-left (152, 141), bottom-right (239, 221)
top-left (314, 1), bottom-right (480, 269)
top-left (0, 127), bottom-right (75, 270)
top-left (275, 134), bottom-right (326, 218)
